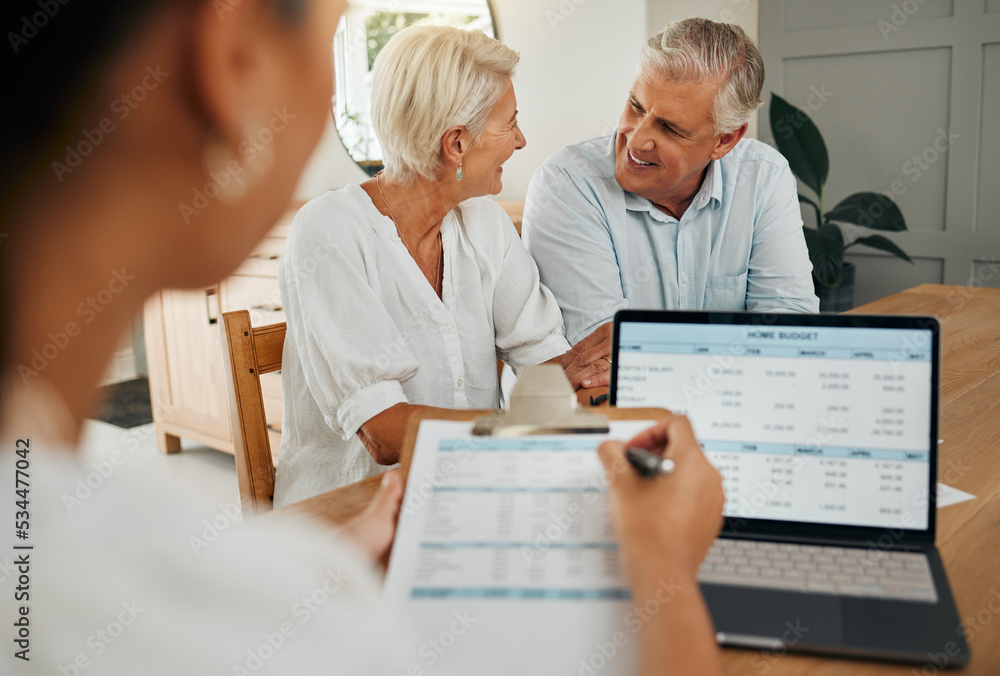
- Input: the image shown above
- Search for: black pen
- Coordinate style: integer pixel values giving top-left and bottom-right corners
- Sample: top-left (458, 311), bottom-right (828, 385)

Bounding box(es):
top-left (625, 447), bottom-right (675, 478)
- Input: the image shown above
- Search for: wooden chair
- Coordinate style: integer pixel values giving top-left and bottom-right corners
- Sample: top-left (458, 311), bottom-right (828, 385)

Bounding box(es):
top-left (219, 310), bottom-right (286, 516)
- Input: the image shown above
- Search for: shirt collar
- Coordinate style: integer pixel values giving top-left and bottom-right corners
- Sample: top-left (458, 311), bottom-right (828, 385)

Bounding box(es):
top-left (623, 157), bottom-right (724, 220)
top-left (699, 157), bottom-right (724, 210)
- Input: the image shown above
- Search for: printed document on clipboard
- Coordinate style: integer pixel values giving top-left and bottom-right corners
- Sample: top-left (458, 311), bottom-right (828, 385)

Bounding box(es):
top-left (382, 366), bottom-right (668, 676)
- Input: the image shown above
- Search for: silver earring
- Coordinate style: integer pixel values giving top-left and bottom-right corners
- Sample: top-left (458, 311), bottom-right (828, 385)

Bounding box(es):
top-left (456, 164), bottom-right (463, 181)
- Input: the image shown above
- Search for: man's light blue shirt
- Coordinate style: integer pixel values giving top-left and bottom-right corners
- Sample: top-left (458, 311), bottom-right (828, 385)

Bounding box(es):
top-left (523, 135), bottom-right (819, 344)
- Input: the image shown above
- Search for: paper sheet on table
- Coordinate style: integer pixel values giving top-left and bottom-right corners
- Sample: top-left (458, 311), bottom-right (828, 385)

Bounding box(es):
top-left (382, 418), bottom-right (659, 676)
top-left (937, 482), bottom-right (975, 508)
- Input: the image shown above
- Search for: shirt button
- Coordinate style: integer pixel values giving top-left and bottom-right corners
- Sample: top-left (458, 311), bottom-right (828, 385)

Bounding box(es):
top-left (682, 274), bottom-right (690, 283)
top-left (457, 378), bottom-right (464, 388)
top-left (445, 324), bottom-right (455, 333)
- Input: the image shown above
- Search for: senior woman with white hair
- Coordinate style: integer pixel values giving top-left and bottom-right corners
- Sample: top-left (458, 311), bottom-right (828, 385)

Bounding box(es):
top-left (273, 25), bottom-right (610, 506)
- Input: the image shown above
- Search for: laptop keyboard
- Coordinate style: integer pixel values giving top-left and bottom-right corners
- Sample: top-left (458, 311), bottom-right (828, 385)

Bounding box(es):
top-left (698, 539), bottom-right (938, 603)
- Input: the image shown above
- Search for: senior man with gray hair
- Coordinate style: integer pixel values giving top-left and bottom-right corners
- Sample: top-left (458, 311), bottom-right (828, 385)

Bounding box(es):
top-left (524, 18), bottom-right (819, 370)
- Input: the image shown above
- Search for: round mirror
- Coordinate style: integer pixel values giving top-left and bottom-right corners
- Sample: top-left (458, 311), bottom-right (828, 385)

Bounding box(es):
top-left (332, 0), bottom-right (497, 177)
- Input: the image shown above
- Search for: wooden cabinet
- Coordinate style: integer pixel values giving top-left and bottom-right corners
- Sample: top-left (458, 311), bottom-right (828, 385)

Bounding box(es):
top-left (144, 207), bottom-right (297, 457)
top-left (144, 286), bottom-right (232, 452)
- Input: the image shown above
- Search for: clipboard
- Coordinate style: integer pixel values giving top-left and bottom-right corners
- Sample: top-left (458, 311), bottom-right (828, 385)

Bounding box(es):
top-left (380, 366), bottom-right (672, 676)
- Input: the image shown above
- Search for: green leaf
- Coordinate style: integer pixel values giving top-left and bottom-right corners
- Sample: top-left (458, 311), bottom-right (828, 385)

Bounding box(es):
top-left (769, 93), bottom-right (829, 198)
top-left (847, 235), bottom-right (913, 263)
top-left (804, 223), bottom-right (844, 287)
top-left (825, 192), bottom-right (907, 232)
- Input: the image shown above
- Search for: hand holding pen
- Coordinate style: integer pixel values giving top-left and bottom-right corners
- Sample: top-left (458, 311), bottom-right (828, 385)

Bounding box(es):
top-left (597, 414), bottom-right (725, 576)
top-left (596, 414), bottom-right (726, 675)
top-left (626, 446), bottom-right (676, 477)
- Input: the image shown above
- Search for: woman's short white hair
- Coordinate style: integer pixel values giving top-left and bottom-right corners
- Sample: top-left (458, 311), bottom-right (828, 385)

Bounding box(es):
top-left (639, 18), bottom-right (764, 135)
top-left (370, 25), bottom-right (519, 184)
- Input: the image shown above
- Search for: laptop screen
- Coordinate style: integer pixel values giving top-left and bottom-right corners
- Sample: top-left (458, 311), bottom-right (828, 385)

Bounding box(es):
top-left (611, 312), bottom-right (937, 532)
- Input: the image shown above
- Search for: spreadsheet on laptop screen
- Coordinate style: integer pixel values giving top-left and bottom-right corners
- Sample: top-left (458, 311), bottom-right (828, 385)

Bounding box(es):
top-left (615, 322), bottom-right (933, 530)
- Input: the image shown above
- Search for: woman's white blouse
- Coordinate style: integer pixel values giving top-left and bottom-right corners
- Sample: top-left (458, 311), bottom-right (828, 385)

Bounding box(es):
top-left (272, 184), bottom-right (570, 506)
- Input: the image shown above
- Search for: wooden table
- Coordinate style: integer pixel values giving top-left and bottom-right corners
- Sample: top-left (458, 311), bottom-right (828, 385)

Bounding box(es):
top-left (279, 284), bottom-right (1000, 674)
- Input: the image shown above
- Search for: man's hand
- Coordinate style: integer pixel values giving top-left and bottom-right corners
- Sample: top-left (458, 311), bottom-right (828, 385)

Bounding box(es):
top-left (597, 415), bottom-right (724, 579)
top-left (560, 322), bottom-right (613, 390)
top-left (338, 470), bottom-right (404, 570)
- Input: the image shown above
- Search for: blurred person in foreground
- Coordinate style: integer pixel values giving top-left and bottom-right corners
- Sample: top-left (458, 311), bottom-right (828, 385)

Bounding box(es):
top-left (0, 1), bottom-right (724, 674)
top-left (274, 25), bottom-right (613, 506)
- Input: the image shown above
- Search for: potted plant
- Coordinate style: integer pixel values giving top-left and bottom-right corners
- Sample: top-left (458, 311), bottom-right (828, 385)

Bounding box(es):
top-left (768, 93), bottom-right (912, 312)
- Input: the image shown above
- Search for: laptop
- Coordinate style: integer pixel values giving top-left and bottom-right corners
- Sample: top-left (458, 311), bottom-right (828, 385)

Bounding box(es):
top-left (609, 310), bottom-right (969, 667)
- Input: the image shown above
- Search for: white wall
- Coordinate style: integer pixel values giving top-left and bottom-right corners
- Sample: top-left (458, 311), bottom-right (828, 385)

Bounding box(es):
top-left (294, 0), bottom-right (761, 202)
top-left (647, 0), bottom-right (758, 46)
top-left (759, 0), bottom-right (1000, 299)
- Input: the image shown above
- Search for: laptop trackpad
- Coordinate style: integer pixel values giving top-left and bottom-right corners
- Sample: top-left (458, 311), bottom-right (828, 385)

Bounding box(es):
top-left (703, 585), bottom-right (843, 646)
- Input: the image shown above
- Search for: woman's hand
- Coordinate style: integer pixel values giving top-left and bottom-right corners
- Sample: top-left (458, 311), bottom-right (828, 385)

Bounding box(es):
top-left (597, 415), bottom-right (726, 676)
top-left (338, 470), bottom-right (404, 570)
top-left (597, 415), bottom-right (724, 580)
top-left (560, 322), bottom-right (613, 390)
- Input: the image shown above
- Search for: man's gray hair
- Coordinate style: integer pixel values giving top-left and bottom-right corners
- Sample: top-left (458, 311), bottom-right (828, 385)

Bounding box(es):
top-left (639, 18), bottom-right (764, 135)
